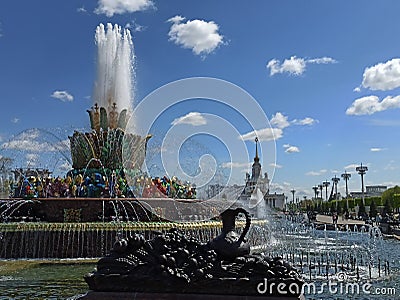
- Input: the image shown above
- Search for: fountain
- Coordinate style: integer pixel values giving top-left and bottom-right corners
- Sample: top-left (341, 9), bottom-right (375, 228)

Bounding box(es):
top-left (0, 23), bottom-right (201, 259)
top-left (0, 23), bottom-right (398, 299)
top-left (69, 23), bottom-right (151, 187)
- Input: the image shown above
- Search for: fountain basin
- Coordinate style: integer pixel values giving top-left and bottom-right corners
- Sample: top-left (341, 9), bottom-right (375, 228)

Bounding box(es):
top-left (0, 197), bottom-right (215, 223)
top-left (0, 217), bottom-right (267, 259)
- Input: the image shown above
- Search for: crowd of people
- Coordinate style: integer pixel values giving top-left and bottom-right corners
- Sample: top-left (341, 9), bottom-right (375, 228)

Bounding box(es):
top-left (11, 172), bottom-right (196, 200)
top-left (132, 176), bottom-right (196, 199)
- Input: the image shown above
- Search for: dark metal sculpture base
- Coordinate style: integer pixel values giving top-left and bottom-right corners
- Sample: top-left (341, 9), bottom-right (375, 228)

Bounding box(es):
top-left (84, 229), bottom-right (303, 297)
top-left (83, 207), bottom-right (304, 298)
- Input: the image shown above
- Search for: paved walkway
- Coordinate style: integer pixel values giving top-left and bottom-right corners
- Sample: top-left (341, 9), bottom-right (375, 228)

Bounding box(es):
top-left (315, 214), bottom-right (365, 225)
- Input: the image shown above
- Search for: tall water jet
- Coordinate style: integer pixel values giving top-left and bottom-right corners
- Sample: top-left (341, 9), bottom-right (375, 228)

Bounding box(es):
top-left (93, 23), bottom-right (134, 115)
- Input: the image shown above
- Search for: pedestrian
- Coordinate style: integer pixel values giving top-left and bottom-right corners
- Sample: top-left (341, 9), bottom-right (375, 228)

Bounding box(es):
top-left (332, 212), bottom-right (338, 224)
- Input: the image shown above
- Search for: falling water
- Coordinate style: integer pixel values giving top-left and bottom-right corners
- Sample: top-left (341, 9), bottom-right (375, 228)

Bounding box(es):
top-left (93, 23), bottom-right (135, 115)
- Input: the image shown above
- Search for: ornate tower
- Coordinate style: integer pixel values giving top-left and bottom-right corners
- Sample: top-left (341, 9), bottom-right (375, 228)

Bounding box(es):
top-left (251, 137), bottom-right (262, 180)
top-left (241, 137), bottom-right (269, 197)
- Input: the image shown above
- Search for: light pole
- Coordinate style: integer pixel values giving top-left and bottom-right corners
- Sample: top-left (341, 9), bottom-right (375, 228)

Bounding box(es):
top-left (318, 184), bottom-right (323, 207)
top-left (312, 186), bottom-right (318, 200)
top-left (291, 189), bottom-right (296, 203)
top-left (356, 163), bottom-right (368, 205)
top-left (341, 171), bottom-right (351, 198)
top-left (318, 184), bottom-right (323, 199)
top-left (331, 175), bottom-right (340, 200)
top-left (285, 196), bottom-right (288, 211)
top-left (332, 175), bottom-right (340, 211)
top-left (322, 180), bottom-right (330, 201)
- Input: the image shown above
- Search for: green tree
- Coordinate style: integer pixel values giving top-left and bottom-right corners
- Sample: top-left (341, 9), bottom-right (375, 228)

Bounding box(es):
top-left (381, 186), bottom-right (400, 210)
top-left (358, 201), bottom-right (366, 219)
top-left (393, 194), bottom-right (400, 212)
top-left (337, 200), bottom-right (342, 215)
top-left (330, 202), bottom-right (336, 213)
top-left (383, 199), bottom-right (393, 217)
top-left (369, 199), bottom-right (378, 218)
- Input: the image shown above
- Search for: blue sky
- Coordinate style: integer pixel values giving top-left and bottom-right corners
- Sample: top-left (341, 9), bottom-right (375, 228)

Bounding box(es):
top-left (0, 0), bottom-right (400, 199)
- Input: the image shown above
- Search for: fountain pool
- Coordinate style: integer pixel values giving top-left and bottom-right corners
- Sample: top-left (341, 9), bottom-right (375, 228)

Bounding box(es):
top-left (0, 227), bottom-right (399, 299)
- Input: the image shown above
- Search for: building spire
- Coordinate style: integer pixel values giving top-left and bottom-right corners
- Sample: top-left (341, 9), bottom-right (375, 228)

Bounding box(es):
top-left (254, 137), bottom-right (259, 162)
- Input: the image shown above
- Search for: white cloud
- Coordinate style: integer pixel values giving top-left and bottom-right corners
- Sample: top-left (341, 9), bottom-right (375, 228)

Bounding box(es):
top-left (240, 112), bottom-right (317, 143)
top-left (51, 90), bottom-right (74, 102)
top-left (95, 0), bottom-right (154, 17)
top-left (55, 139), bottom-right (70, 151)
top-left (269, 181), bottom-right (291, 193)
top-left (353, 86), bottom-right (361, 92)
top-left (11, 118), bottom-right (19, 124)
top-left (267, 56), bottom-right (306, 76)
top-left (346, 95), bottom-right (400, 115)
top-left (307, 57), bottom-right (337, 64)
top-left (382, 181), bottom-right (398, 187)
top-left (168, 15), bottom-right (185, 24)
top-left (26, 153), bottom-right (39, 167)
top-left (26, 153), bottom-right (38, 161)
top-left (0, 129), bottom-right (69, 153)
top-left (270, 112), bottom-right (290, 129)
top-left (167, 15), bottom-right (224, 56)
top-left (240, 127), bottom-right (283, 142)
top-left (344, 164), bottom-right (359, 171)
top-left (171, 112), bottom-right (207, 126)
top-left (345, 163), bottom-right (370, 172)
top-left (3, 139), bottom-right (49, 152)
top-left (221, 162), bottom-right (251, 169)
top-left (266, 55), bottom-right (337, 76)
top-left (306, 169), bottom-right (327, 176)
top-left (292, 117), bottom-right (318, 126)
top-left (370, 147), bottom-right (385, 152)
top-left (269, 163), bottom-right (282, 169)
top-left (125, 21), bottom-right (146, 32)
top-left (384, 160), bottom-right (397, 171)
top-left (77, 6), bottom-right (87, 13)
top-left (271, 111), bottom-right (318, 128)
top-left (59, 161), bottom-right (72, 172)
top-left (283, 144), bottom-right (300, 153)
top-left (361, 58), bottom-right (400, 91)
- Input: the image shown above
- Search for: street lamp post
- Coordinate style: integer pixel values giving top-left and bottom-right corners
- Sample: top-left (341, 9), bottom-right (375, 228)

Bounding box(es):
top-left (290, 189), bottom-right (295, 212)
top-left (331, 175), bottom-right (340, 200)
top-left (356, 163), bottom-right (368, 205)
top-left (318, 184), bottom-right (323, 212)
top-left (341, 171), bottom-right (351, 198)
top-left (312, 186), bottom-right (318, 211)
top-left (312, 186), bottom-right (318, 200)
top-left (285, 196), bottom-right (288, 211)
top-left (332, 175), bottom-right (340, 211)
top-left (341, 171), bottom-right (351, 211)
top-left (322, 180), bottom-right (330, 201)
top-left (318, 184), bottom-right (323, 200)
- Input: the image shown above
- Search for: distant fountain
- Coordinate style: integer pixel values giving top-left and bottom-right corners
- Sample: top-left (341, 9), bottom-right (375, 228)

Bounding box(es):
top-left (265, 212), bottom-right (392, 282)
